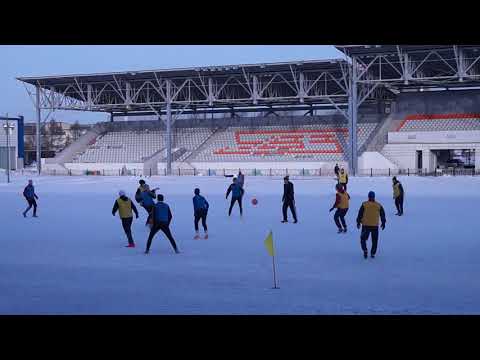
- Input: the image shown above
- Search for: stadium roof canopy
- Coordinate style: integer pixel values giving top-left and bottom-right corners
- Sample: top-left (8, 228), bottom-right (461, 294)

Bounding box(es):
top-left (335, 45), bottom-right (480, 89)
top-left (17, 58), bottom-right (355, 115)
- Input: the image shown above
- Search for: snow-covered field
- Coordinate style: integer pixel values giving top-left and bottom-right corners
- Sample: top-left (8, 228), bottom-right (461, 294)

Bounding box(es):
top-left (1, 174), bottom-right (479, 314)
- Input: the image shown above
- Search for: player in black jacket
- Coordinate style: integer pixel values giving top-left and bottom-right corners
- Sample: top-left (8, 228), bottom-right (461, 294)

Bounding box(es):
top-left (281, 176), bottom-right (297, 223)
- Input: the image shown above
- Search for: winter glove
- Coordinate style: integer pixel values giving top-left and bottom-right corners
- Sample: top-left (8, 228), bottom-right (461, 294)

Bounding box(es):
top-left (329, 208), bottom-right (334, 212)
top-left (357, 223), bottom-right (361, 229)
top-left (136, 215), bottom-right (139, 219)
top-left (35, 195), bottom-right (39, 200)
top-left (381, 224), bottom-right (385, 230)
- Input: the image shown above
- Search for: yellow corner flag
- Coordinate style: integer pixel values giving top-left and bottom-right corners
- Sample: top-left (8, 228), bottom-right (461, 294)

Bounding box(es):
top-left (264, 231), bottom-right (275, 257)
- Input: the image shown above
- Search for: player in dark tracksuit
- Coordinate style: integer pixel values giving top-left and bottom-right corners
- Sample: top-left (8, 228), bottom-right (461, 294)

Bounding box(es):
top-left (329, 183), bottom-right (350, 233)
top-left (193, 188), bottom-right (209, 239)
top-left (145, 194), bottom-right (179, 254)
top-left (282, 176), bottom-right (298, 223)
top-left (356, 191), bottom-right (386, 259)
top-left (112, 190), bottom-right (139, 247)
top-left (237, 171), bottom-right (245, 189)
top-left (392, 176), bottom-right (405, 216)
top-left (226, 178), bottom-right (244, 216)
top-left (334, 164), bottom-right (340, 178)
top-left (22, 180), bottom-right (39, 217)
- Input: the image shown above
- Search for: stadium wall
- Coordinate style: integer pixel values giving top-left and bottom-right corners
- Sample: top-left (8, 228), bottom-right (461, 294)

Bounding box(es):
top-left (394, 90), bottom-right (480, 114)
top-left (381, 91), bottom-right (480, 171)
top-left (388, 131), bottom-right (480, 144)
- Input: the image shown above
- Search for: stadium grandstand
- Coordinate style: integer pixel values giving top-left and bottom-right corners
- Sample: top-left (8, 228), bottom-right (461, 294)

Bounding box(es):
top-left (14, 45), bottom-right (480, 176)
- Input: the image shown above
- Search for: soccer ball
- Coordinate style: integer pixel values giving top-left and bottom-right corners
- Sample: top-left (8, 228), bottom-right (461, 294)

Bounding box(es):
top-left (251, 198), bottom-right (258, 206)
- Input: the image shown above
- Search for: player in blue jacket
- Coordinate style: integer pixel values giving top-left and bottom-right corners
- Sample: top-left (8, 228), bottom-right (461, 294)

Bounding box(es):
top-left (145, 194), bottom-right (179, 254)
top-left (226, 177), bottom-right (244, 217)
top-left (139, 184), bottom-right (156, 226)
top-left (193, 188), bottom-right (209, 239)
top-left (22, 180), bottom-right (39, 218)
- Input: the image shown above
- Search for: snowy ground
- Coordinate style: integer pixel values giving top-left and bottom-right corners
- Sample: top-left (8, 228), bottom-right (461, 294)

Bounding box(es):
top-left (1, 173), bottom-right (479, 314)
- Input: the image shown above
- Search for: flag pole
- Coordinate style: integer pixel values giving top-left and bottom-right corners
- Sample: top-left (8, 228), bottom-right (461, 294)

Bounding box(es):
top-left (272, 255), bottom-right (279, 289)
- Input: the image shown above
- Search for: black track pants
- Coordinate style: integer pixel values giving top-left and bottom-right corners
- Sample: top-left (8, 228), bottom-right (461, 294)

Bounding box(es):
top-left (194, 209), bottom-right (208, 231)
top-left (334, 208), bottom-right (348, 230)
top-left (282, 200), bottom-right (297, 222)
top-left (360, 226), bottom-right (379, 255)
top-left (121, 217), bottom-right (134, 245)
top-left (228, 197), bottom-right (243, 216)
top-left (146, 222), bottom-right (178, 252)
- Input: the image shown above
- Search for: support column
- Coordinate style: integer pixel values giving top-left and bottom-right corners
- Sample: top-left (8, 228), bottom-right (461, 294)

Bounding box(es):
top-left (403, 52), bottom-right (410, 85)
top-left (87, 84), bottom-right (93, 110)
top-left (252, 75), bottom-right (258, 105)
top-left (208, 78), bottom-right (214, 106)
top-left (458, 47), bottom-right (465, 82)
top-left (299, 72), bottom-right (305, 103)
top-left (422, 148), bottom-right (431, 173)
top-left (475, 147), bottom-right (480, 172)
top-left (18, 115), bottom-right (25, 165)
top-left (166, 80), bottom-right (172, 175)
top-left (35, 86), bottom-right (41, 175)
top-left (348, 58), bottom-right (359, 176)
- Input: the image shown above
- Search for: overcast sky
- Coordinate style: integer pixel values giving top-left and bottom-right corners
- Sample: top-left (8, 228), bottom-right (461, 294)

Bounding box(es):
top-left (0, 45), bottom-right (343, 123)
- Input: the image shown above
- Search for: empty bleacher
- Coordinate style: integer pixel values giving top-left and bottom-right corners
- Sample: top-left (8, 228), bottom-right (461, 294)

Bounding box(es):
top-left (396, 113), bottom-right (480, 132)
top-left (67, 115), bottom-right (380, 165)
top-left (73, 126), bottom-right (214, 163)
top-left (192, 123), bottom-right (377, 162)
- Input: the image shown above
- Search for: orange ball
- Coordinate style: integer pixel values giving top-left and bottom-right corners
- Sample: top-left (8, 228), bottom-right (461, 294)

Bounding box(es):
top-left (251, 198), bottom-right (258, 205)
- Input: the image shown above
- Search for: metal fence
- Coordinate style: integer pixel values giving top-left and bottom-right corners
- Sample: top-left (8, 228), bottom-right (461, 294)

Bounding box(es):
top-left (18, 167), bottom-right (480, 177)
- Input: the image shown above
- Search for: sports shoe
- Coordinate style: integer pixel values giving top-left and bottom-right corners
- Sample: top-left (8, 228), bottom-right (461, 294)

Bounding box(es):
top-left (33, 215), bottom-right (38, 218)
top-left (343, 228), bottom-right (347, 233)
top-left (174, 249), bottom-right (180, 254)
top-left (125, 244), bottom-right (135, 248)
top-left (144, 250), bottom-right (149, 254)
top-left (194, 234), bottom-right (200, 240)
top-left (371, 254), bottom-right (375, 258)
top-left (293, 220), bottom-right (298, 224)
top-left (22, 212), bottom-right (27, 218)
top-left (281, 220), bottom-right (288, 223)
top-left (337, 229), bottom-right (343, 234)
top-left (363, 252), bottom-right (368, 259)
top-left (204, 233), bottom-right (209, 239)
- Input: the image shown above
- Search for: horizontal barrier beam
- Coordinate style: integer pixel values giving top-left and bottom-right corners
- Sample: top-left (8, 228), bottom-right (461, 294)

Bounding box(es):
top-left (18, 167), bottom-right (478, 177)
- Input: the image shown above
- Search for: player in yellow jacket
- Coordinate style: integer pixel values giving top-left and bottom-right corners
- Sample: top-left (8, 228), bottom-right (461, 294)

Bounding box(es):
top-left (338, 168), bottom-right (348, 191)
top-left (329, 183), bottom-right (350, 233)
top-left (392, 176), bottom-right (404, 216)
top-left (356, 191), bottom-right (386, 259)
top-left (112, 190), bottom-right (139, 248)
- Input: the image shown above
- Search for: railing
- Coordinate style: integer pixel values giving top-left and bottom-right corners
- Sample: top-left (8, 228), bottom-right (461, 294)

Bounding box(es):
top-left (20, 167), bottom-right (479, 177)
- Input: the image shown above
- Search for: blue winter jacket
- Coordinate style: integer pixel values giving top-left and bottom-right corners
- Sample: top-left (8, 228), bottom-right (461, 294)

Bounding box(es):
top-left (193, 195), bottom-right (209, 212)
top-left (226, 183), bottom-right (244, 199)
top-left (154, 202), bottom-right (172, 223)
top-left (23, 185), bottom-right (36, 199)
top-left (141, 191), bottom-right (155, 207)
